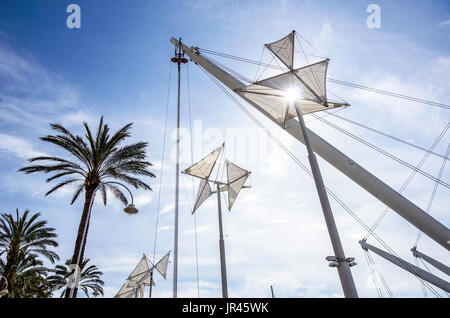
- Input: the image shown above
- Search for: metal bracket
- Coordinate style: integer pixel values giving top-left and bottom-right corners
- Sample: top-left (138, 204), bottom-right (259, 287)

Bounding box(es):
top-left (326, 256), bottom-right (357, 268)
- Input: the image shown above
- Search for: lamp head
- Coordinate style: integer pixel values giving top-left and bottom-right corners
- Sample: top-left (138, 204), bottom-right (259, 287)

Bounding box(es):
top-left (124, 204), bottom-right (138, 215)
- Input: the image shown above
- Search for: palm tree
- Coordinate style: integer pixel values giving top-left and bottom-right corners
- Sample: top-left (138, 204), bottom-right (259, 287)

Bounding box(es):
top-left (0, 253), bottom-right (53, 298)
top-left (0, 209), bottom-right (59, 297)
top-left (19, 116), bottom-right (155, 297)
top-left (48, 258), bottom-right (104, 298)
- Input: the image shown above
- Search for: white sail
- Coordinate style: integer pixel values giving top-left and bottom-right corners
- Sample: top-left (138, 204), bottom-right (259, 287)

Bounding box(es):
top-left (128, 255), bottom-right (150, 282)
top-left (115, 281), bottom-right (136, 298)
top-left (183, 144), bottom-right (223, 180)
top-left (226, 160), bottom-right (250, 210)
top-left (192, 179), bottom-right (212, 213)
top-left (236, 84), bottom-right (346, 127)
top-left (256, 59), bottom-right (329, 104)
top-left (154, 252), bottom-right (170, 278)
top-left (139, 270), bottom-right (155, 286)
top-left (266, 31), bottom-right (295, 70)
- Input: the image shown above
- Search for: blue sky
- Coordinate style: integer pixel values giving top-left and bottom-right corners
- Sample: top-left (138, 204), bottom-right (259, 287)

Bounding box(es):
top-left (0, 0), bottom-right (449, 298)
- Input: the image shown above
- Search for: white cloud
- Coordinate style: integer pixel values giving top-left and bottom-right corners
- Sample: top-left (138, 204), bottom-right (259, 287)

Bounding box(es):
top-left (0, 41), bottom-right (84, 129)
top-left (61, 110), bottom-right (97, 128)
top-left (134, 193), bottom-right (153, 207)
top-left (0, 133), bottom-right (45, 159)
top-left (438, 19), bottom-right (450, 27)
top-left (319, 23), bottom-right (333, 43)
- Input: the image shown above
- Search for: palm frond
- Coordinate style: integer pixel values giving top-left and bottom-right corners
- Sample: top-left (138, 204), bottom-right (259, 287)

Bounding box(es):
top-left (45, 178), bottom-right (82, 196)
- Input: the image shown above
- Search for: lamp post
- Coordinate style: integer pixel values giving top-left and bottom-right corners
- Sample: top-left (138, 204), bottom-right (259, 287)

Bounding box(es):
top-left (68, 181), bottom-right (138, 298)
top-left (105, 181), bottom-right (139, 215)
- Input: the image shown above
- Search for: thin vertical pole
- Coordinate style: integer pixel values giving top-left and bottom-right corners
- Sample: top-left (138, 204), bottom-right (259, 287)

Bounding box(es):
top-left (270, 285), bottom-right (275, 298)
top-left (172, 40), bottom-right (184, 299)
top-left (149, 271), bottom-right (153, 298)
top-left (171, 39), bottom-right (188, 299)
top-left (216, 183), bottom-right (229, 298)
top-left (173, 54), bottom-right (181, 299)
top-left (294, 102), bottom-right (358, 298)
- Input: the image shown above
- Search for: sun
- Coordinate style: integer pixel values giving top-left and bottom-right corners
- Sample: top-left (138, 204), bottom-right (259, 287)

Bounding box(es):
top-left (283, 87), bottom-right (301, 102)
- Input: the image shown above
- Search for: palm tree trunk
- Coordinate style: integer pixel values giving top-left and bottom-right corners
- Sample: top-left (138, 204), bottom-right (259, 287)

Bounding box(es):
top-left (2, 242), bottom-right (19, 297)
top-left (65, 187), bottom-right (95, 298)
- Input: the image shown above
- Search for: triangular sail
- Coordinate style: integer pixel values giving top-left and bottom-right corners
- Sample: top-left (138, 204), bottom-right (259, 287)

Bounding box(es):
top-left (154, 252), bottom-right (170, 278)
top-left (266, 32), bottom-right (295, 70)
top-left (128, 255), bottom-right (150, 282)
top-left (115, 281), bottom-right (136, 298)
top-left (192, 179), bottom-right (212, 213)
top-left (226, 160), bottom-right (249, 183)
top-left (139, 270), bottom-right (156, 286)
top-left (255, 60), bottom-right (329, 104)
top-left (183, 144), bottom-right (223, 180)
top-left (226, 160), bottom-right (250, 210)
top-left (236, 84), bottom-right (346, 127)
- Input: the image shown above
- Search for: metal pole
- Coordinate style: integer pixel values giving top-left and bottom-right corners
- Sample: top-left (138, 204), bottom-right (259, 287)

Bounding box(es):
top-left (172, 42), bottom-right (182, 298)
top-left (270, 285), bottom-right (275, 298)
top-left (169, 38), bottom-right (450, 251)
top-left (411, 248), bottom-right (450, 276)
top-left (361, 240), bottom-right (450, 292)
top-left (149, 271), bottom-right (153, 298)
top-left (104, 181), bottom-right (134, 204)
top-left (216, 183), bottom-right (229, 298)
top-left (295, 103), bottom-right (358, 298)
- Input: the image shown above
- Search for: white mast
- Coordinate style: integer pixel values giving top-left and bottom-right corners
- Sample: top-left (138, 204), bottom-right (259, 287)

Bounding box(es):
top-left (170, 39), bottom-right (188, 298)
top-left (294, 101), bottom-right (358, 297)
top-left (411, 248), bottom-right (450, 276)
top-left (360, 240), bottom-right (450, 293)
top-left (169, 37), bottom-right (450, 252)
top-left (216, 182), bottom-right (228, 298)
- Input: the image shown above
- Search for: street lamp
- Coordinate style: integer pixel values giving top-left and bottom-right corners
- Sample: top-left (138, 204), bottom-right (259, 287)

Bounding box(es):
top-left (68, 181), bottom-right (138, 298)
top-left (104, 181), bottom-right (139, 215)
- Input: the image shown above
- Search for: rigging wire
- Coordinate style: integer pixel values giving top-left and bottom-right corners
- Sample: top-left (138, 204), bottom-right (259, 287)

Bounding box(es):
top-left (364, 123), bottom-right (449, 238)
top-left (253, 45), bottom-right (266, 82)
top-left (196, 64), bottom-right (444, 297)
top-left (197, 48), bottom-right (450, 110)
top-left (366, 250), bottom-right (394, 297)
top-left (152, 62), bottom-right (172, 262)
top-left (186, 63), bottom-right (201, 298)
top-left (414, 256), bottom-right (428, 297)
top-left (416, 256), bottom-right (449, 297)
top-left (327, 78), bottom-right (450, 110)
top-left (202, 54), bottom-right (253, 83)
top-left (416, 256), bottom-right (448, 298)
top-left (305, 106), bottom-right (350, 124)
top-left (370, 252), bottom-right (394, 298)
top-left (414, 143), bottom-right (450, 248)
top-left (327, 113), bottom-right (449, 161)
top-left (311, 114), bottom-right (450, 189)
top-left (199, 48), bottom-right (285, 72)
top-left (364, 249), bottom-right (383, 297)
top-left (294, 32), bottom-right (325, 99)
